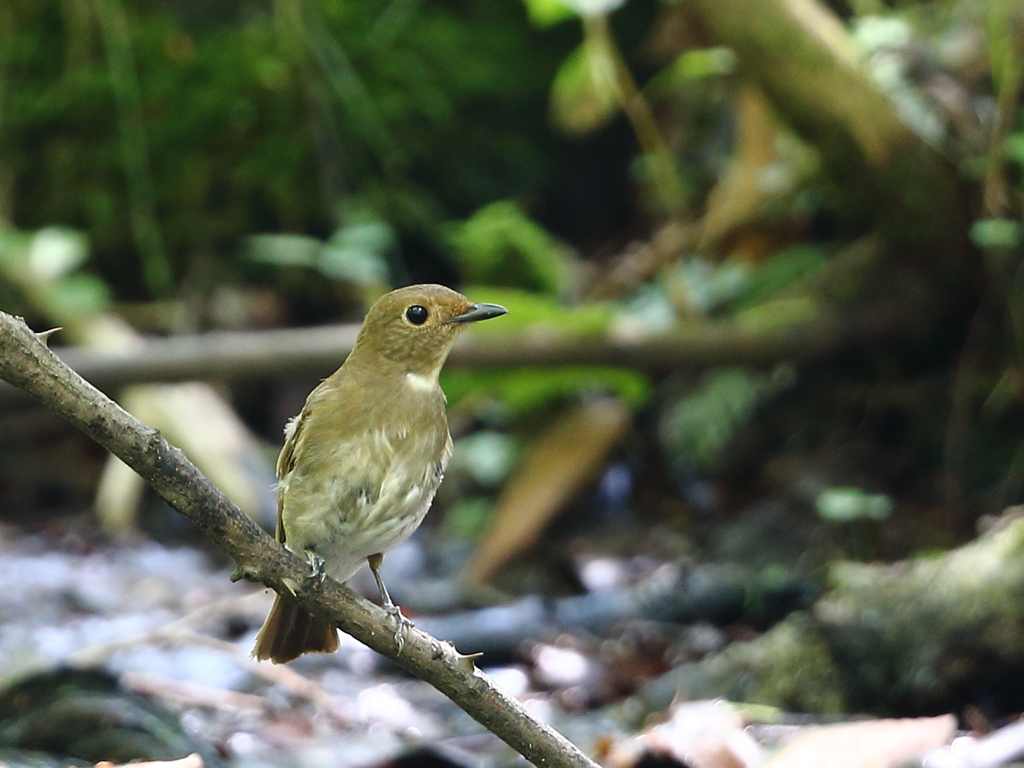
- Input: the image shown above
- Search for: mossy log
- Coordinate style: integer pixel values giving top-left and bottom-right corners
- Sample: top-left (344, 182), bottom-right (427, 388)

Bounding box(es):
top-left (640, 511), bottom-right (1024, 714)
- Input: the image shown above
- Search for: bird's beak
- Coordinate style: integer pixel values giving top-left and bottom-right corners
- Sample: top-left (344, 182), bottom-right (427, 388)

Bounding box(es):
top-left (445, 302), bottom-right (508, 325)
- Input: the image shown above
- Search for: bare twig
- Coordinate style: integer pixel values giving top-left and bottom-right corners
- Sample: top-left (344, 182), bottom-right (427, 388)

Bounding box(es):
top-left (0, 310), bottom-right (599, 768)
top-left (582, 13), bottom-right (687, 215)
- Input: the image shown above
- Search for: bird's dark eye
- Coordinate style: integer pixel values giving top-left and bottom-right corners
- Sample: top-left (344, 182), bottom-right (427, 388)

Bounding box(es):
top-left (405, 305), bottom-right (429, 325)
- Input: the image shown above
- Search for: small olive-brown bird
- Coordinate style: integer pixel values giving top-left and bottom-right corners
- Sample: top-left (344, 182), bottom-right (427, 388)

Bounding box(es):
top-left (253, 284), bottom-right (507, 663)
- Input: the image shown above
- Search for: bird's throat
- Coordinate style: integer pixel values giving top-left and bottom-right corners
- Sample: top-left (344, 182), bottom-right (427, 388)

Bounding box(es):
top-left (405, 369), bottom-right (440, 392)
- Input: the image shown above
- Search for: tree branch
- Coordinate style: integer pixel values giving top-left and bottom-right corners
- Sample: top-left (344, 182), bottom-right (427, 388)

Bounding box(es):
top-left (681, 0), bottom-right (970, 274)
top-left (0, 309), bottom-right (599, 768)
top-left (0, 299), bottom-right (928, 402)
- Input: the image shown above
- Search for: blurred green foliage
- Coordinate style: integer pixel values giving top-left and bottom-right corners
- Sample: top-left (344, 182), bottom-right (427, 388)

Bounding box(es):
top-left (0, 227), bottom-right (111, 327)
top-left (4, 0), bottom-right (1024, 562)
top-left (971, 219), bottom-right (1023, 249)
top-left (246, 206), bottom-right (397, 301)
top-left (3, 0), bottom-right (573, 297)
top-left (733, 245), bottom-right (827, 310)
top-left (1007, 116), bottom-right (1024, 167)
top-left (447, 201), bottom-right (571, 294)
top-left (520, 0), bottom-right (578, 29)
top-left (443, 366), bottom-right (650, 414)
top-left (442, 227), bottom-right (651, 419)
top-left (458, 286), bottom-right (613, 334)
top-left (441, 496), bottom-right (495, 541)
top-left (815, 487), bottom-right (893, 522)
top-left (451, 430), bottom-right (519, 488)
top-left (549, 39), bottom-right (621, 136)
top-left (659, 366), bottom-right (794, 475)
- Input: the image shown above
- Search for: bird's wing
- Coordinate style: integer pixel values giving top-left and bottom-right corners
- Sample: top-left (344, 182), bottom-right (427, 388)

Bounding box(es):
top-left (273, 381), bottom-right (389, 547)
top-left (275, 409), bottom-right (307, 545)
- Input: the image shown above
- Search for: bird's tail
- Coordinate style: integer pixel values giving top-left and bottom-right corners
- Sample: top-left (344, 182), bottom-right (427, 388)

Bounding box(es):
top-left (253, 593), bottom-right (339, 664)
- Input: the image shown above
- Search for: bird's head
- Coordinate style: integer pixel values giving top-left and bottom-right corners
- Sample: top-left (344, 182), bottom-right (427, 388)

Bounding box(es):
top-left (350, 284), bottom-right (507, 379)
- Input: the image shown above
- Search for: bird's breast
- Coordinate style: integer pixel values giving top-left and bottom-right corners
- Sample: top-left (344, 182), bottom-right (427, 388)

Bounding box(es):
top-left (280, 421), bottom-right (451, 581)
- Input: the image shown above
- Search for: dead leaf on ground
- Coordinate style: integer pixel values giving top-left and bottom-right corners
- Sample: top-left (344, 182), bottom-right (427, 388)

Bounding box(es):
top-left (464, 397), bottom-right (631, 583)
top-left (762, 714), bottom-right (956, 768)
top-left (95, 753), bottom-right (204, 768)
top-left (605, 700), bottom-right (763, 768)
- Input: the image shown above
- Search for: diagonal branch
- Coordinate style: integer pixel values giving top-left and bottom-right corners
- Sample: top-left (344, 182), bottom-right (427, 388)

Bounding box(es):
top-left (0, 309), bottom-right (599, 768)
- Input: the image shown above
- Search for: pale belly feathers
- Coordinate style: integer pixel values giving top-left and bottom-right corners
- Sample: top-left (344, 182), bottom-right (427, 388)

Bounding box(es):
top-left (279, 426), bottom-right (450, 582)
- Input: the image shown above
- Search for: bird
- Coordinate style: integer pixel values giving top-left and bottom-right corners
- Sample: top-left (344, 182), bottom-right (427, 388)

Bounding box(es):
top-left (253, 284), bottom-right (507, 663)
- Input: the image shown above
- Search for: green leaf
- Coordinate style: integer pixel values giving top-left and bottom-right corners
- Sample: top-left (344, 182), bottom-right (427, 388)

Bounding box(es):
top-left (970, 219), bottom-right (1023, 249)
top-left (245, 234), bottom-right (322, 268)
top-left (816, 487), bottom-right (893, 522)
top-left (451, 430), bottom-right (518, 487)
top-left (659, 366), bottom-right (793, 473)
top-left (549, 42), bottom-right (619, 135)
top-left (618, 283), bottom-right (679, 333)
top-left (666, 259), bottom-right (750, 314)
top-left (319, 214), bottom-right (395, 286)
top-left (442, 497), bottom-right (494, 541)
top-left (318, 243), bottom-right (390, 285)
top-left (736, 245), bottom-right (828, 308)
top-left (44, 274), bottom-right (111, 322)
top-left (645, 48), bottom-right (736, 100)
top-left (521, 0), bottom-right (578, 27)
top-left (28, 227), bottom-right (89, 281)
top-left (1005, 133), bottom-right (1024, 166)
top-left (556, 0), bottom-right (628, 18)
top-left (448, 203), bottom-right (571, 294)
top-left (247, 212), bottom-right (394, 289)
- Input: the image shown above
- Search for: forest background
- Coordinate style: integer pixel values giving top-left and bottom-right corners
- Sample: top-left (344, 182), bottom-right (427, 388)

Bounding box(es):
top-left (1, 0), bottom-right (1024, 766)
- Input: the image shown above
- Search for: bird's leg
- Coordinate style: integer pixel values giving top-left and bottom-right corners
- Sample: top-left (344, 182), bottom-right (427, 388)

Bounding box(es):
top-left (305, 549), bottom-right (326, 584)
top-left (366, 553), bottom-right (397, 610)
top-left (367, 553), bottom-right (412, 652)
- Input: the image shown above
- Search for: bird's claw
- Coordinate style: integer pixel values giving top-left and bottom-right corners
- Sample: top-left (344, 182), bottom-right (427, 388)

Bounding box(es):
top-left (384, 602), bottom-right (413, 654)
top-left (305, 550), bottom-right (326, 584)
top-left (368, 553), bottom-right (411, 653)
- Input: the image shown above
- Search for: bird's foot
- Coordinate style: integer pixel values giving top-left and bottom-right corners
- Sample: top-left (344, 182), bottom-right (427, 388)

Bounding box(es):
top-left (367, 553), bottom-right (412, 652)
top-left (383, 600), bottom-right (414, 654)
top-left (305, 550), bottom-right (326, 584)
